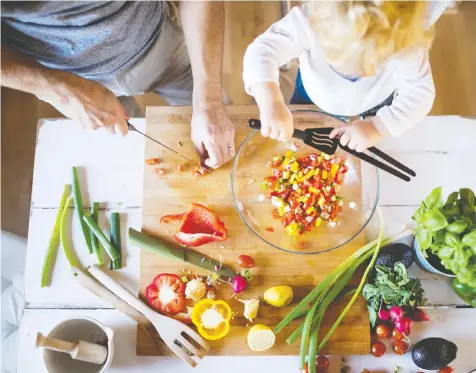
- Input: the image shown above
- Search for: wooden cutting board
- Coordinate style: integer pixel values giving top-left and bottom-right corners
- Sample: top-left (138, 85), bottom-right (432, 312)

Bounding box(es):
top-left (137, 105), bottom-right (370, 356)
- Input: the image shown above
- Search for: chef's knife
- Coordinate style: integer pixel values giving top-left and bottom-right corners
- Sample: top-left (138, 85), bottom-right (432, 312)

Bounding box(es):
top-left (129, 228), bottom-right (236, 281)
top-left (127, 121), bottom-right (212, 172)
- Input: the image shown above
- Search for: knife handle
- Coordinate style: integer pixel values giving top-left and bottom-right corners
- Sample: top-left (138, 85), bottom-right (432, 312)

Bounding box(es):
top-left (129, 228), bottom-right (185, 261)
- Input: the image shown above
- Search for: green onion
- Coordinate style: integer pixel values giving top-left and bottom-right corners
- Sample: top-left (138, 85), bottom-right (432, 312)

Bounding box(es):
top-left (90, 202), bottom-right (104, 266)
top-left (300, 299), bottom-right (319, 368)
top-left (317, 208), bottom-right (386, 352)
top-left (41, 184), bottom-right (70, 287)
top-left (72, 167), bottom-right (92, 254)
top-left (308, 313), bottom-right (323, 373)
top-left (109, 212), bottom-right (122, 270)
top-left (60, 196), bottom-right (82, 268)
top-left (275, 228), bottom-right (410, 335)
top-left (83, 215), bottom-right (119, 262)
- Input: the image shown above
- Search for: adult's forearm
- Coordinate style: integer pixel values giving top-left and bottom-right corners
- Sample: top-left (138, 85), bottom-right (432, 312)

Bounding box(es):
top-left (179, 1), bottom-right (225, 105)
top-left (1, 46), bottom-right (54, 96)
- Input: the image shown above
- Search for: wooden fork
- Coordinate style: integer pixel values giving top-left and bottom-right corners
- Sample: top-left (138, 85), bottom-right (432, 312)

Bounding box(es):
top-left (88, 265), bottom-right (210, 367)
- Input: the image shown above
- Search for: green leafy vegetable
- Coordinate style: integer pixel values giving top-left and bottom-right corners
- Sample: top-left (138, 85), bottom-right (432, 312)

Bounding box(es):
top-left (363, 262), bottom-right (426, 326)
top-left (414, 187), bottom-right (476, 288)
top-left (41, 184), bottom-right (70, 287)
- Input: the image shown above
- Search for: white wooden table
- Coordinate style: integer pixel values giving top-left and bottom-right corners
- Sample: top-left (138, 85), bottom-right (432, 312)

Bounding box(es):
top-left (19, 115), bottom-right (476, 373)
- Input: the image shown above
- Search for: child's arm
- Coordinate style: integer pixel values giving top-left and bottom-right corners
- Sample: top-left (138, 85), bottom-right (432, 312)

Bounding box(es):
top-left (331, 49), bottom-right (435, 151)
top-left (243, 6), bottom-right (312, 141)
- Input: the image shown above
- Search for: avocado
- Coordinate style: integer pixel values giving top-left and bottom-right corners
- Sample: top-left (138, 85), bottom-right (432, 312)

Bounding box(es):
top-left (412, 337), bottom-right (457, 370)
top-left (375, 243), bottom-right (414, 268)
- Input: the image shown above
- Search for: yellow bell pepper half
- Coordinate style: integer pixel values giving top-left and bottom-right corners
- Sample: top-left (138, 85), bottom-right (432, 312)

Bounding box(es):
top-left (191, 299), bottom-right (232, 340)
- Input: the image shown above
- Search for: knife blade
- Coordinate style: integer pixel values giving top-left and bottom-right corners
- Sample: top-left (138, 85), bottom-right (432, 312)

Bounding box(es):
top-left (129, 228), bottom-right (236, 281)
top-left (127, 122), bottom-right (212, 172)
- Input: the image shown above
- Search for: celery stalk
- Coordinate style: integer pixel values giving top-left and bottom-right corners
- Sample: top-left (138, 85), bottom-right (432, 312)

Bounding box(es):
top-left (41, 184), bottom-right (70, 287)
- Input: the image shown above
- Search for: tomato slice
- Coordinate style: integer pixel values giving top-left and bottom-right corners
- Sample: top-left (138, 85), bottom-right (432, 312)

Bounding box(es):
top-left (145, 274), bottom-right (185, 315)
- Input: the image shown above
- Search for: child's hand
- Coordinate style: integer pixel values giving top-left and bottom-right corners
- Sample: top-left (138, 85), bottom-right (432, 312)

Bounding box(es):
top-left (329, 119), bottom-right (383, 152)
top-left (259, 102), bottom-right (294, 141)
top-left (251, 81), bottom-right (294, 142)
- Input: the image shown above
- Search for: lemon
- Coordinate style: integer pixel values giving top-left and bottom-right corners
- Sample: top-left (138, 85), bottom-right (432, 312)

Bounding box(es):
top-left (247, 324), bottom-right (276, 351)
top-left (264, 285), bottom-right (294, 307)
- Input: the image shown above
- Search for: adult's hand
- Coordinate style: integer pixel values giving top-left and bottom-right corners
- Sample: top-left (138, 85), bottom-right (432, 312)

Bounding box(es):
top-left (2, 46), bottom-right (128, 135)
top-left (41, 71), bottom-right (128, 135)
top-left (191, 102), bottom-right (235, 169)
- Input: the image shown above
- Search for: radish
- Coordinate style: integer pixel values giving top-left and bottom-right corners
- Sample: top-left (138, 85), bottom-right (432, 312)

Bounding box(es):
top-left (395, 316), bottom-right (412, 334)
top-left (232, 275), bottom-right (247, 294)
top-left (409, 308), bottom-right (431, 322)
top-left (378, 309), bottom-right (390, 321)
top-left (389, 306), bottom-right (403, 321)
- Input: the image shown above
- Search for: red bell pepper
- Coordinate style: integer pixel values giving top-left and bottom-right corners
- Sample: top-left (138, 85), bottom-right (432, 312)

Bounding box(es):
top-left (161, 203), bottom-right (228, 247)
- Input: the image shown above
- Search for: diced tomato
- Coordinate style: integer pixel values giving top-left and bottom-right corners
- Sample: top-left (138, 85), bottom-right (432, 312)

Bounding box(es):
top-left (271, 208), bottom-right (280, 219)
top-left (265, 176), bottom-right (278, 189)
top-left (266, 226), bottom-right (275, 232)
top-left (272, 168), bottom-right (283, 178)
top-left (272, 158), bottom-right (283, 167)
top-left (145, 158), bottom-right (160, 165)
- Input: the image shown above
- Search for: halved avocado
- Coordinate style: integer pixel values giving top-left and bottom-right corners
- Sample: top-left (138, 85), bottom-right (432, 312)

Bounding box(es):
top-left (412, 337), bottom-right (457, 370)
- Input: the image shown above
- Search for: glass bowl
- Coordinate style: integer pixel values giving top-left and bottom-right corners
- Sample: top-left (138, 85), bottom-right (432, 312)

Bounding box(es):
top-left (231, 110), bottom-right (380, 254)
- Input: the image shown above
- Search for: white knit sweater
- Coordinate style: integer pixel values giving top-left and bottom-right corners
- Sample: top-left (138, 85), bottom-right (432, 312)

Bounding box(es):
top-left (243, 3), bottom-right (440, 138)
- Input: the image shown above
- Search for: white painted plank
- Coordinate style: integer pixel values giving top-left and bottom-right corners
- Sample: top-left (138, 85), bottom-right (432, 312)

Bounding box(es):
top-left (18, 308), bottom-right (476, 373)
top-left (31, 118), bottom-right (145, 208)
top-left (25, 209), bottom-right (142, 308)
top-left (377, 116), bottom-right (476, 153)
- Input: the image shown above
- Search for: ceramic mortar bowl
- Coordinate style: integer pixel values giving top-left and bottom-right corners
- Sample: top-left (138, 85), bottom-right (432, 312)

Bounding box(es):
top-left (42, 317), bottom-right (114, 373)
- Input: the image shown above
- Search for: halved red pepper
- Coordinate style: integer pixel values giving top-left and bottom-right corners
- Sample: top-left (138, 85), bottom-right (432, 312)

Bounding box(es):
top-left (161, 203), bottom-right (228, 247)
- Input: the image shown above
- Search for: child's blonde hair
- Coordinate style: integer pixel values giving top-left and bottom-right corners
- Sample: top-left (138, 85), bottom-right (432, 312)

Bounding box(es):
top-left (309, 1), bottom-right (434, 76)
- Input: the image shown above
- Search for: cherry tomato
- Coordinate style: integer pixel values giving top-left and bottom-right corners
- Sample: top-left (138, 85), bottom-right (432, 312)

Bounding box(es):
top-left (392, 340), bottom-right (409, 355)
top-left (392, 328), bottom-right (404, 341)
top-left (238, 254), bottom-right (255, 268)
top-left (371, 342), bottom-right (386, 357)
top-left (300, 364), bottom-right (309, 373)
top-left (438, 367), bottom-right (454, 373)
top-left (375, 324), bottom-right (390, 338)
top-left (315, 355), bottom-right (329, 370)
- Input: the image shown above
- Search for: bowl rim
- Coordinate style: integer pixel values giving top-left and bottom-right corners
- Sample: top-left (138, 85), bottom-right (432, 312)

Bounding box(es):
top-left (231, 109), bottom-right (380, 255)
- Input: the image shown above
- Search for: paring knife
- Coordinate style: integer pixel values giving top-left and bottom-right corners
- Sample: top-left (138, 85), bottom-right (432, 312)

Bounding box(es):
top-left (127, 121), bottom-right (212, 172)
top-left (129, 228), bottom-right (237, 281)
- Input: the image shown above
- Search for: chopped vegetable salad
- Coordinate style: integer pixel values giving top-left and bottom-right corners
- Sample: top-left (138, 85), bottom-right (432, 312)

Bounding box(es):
top-left (261, 151), bottom-right (348, 235)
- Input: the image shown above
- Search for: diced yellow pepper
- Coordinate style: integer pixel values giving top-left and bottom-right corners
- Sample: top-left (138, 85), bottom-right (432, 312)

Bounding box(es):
top-left (298, 196), bottom-right (305, 203)
top-left (286, 150), bottom-right (294, 158)
top-left (285, 221), bottom-right (299, 235)
top-left (305, 169), bottom-right (315, 179)
top-left (315, 218), bottom-right (322, 227)
top-left (278, 206), bottom-right (285, 216)
top-left (282, 171), bottom-right (290, 180)
top-left (331, 163), bottom-right (340, 178)
top-left (327, 170), bottom-right (334, 181)
top-left (318, 195), bottom-right (326, 206)
top-left (290, 173), bottom-right (297, 183)
top-left (322, 170), bottom-right (328, 179)
top-left (306, 206), bottom-right (315, 214)
top-left (290, 161), bottom-right (299, 172)
top-left (309, 186), bottom-right (318, 194)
